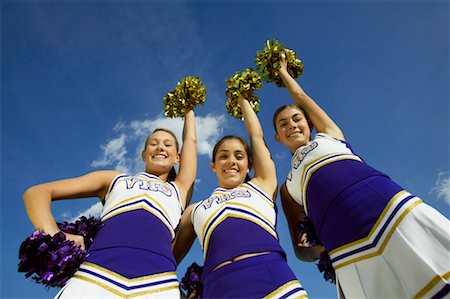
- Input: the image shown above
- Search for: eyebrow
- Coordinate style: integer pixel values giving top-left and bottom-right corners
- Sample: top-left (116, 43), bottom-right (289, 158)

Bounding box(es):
top-left (218, 149), bottom-right (245, 154)
top-left (277, 118), bottom-right (287, 124)
top-left (277, 113), bottom-right (302, 125)
top-left (148, 138), bottom-right (174, 143)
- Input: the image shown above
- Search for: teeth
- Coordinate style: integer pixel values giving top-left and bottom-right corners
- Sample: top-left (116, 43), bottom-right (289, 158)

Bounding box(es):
top-left (224, 169), bottom-right (238, 173)
top-left (289, 132), bottom-right (302, 137)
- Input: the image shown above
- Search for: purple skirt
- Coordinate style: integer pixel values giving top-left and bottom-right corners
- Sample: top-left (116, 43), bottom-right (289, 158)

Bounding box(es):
top-left (202, 252), bottom-right (307, 299)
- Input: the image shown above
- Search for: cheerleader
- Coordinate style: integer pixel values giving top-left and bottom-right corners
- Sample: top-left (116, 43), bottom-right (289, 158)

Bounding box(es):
top-left (274, 56), bottom-right (450, 298)
top-left (173, 95), bottom-right (308, 298)
top-left (23, 109), bottom-right (197, 298)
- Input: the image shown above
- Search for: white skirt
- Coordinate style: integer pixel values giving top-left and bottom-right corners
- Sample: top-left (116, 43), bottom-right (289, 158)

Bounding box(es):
top-left (330, 193), bottom-right (450, 299)
top-left (55, 262), bottom-right (180, 299)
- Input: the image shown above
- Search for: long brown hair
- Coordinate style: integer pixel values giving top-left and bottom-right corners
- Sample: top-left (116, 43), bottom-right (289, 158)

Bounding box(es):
top-left (144, 128), bottom-right (179, 182)
top-left (211, 135), bottom-right (252, 183)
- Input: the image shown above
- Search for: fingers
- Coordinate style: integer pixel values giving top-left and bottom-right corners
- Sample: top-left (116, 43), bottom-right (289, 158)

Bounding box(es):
top-left (66, 233), bottom-right (86, 251)
top-left (297, 233), bottom-right (309, 247)
top-left (280, 53), bottom-right (288, 70)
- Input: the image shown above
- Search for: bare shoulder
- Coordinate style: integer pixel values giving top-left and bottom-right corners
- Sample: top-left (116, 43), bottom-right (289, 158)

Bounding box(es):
top-left (88, 170), bottom-right (122, 181)
top-left (184, 203), bottom-right (196, 214)
top-left (248, 178), bottom-right (277, 202)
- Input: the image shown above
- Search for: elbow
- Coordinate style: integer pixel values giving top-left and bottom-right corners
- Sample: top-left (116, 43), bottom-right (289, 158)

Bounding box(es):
top-left (23, 184), bottom-right (50, 204)
top-left (294, 247), bottom-right (320, 262)
top-left (294, 250), bottom-right (311, 262)
top-left (254, 130), bottom-right (264, 140)
top-left (184, 134), bottom-right (197, 145)
top-left (23, 185), bottom-right (38, 204)
top-left (292, 90), bottom-right (308, 101)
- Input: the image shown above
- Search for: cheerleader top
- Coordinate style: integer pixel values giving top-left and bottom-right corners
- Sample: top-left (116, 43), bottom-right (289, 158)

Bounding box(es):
top-left (88, 172), bottom-right (183, 264)
top-left (285, 133), bottom-right (388, 246)
top-left (192, 182), bottom-right (285, 277)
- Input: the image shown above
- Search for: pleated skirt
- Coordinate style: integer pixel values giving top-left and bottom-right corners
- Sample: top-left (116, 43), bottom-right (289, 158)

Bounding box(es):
top-left (55, 247), bottom-right (180, 299)
top-left (330, 190), bottom-right (450, 299)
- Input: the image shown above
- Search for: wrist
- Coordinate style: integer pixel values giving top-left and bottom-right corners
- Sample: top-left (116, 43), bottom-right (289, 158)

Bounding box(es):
top-left (42, 225), bottom-right (60, 236)
top-left (237, 94), bottom-right (246, 103)
top-left (279, 67), bottom-right (289, 75)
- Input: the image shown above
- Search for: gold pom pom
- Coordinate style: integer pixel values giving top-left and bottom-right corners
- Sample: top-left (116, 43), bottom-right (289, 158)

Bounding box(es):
top-left (163, 76), bottom-right (206, 118)
top-left (255, 39), bottom-right (304, 87)
top-left (225, 68), bottom-right (262, 119)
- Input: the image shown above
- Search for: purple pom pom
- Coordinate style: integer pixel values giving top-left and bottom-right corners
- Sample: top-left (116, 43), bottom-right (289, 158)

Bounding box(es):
top-left (18, 231), bottom-right (85, 288)
top-left (317, 251), bottom-right (336, 284)
top-left (18, 216), bottom-right (102, 289)
top-left (181, 262), bottom-right (203, 298)
top-left (57, 216), bottom-right (102, 249)
top-left (298, 218), bottom-right (336, 284)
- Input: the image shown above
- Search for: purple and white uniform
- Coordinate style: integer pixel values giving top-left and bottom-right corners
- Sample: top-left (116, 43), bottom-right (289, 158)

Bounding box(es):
top-left (286, 133), bottom-right (450, 298)
top-left (56, 172), bottom-right (183, 299)
top-left (192, 182), bottom-right (308, 299)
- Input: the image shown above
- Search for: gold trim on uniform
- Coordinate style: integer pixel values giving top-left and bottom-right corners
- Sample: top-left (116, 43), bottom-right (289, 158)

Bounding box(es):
top-left (73, 263), bottom-right (179, 298)
top-left (329, 190), bottom-right (409, 256)
top-left (72, 275), bottom-right (178, 298)
top-left (81, 262), bottom-right (176, 282)
top-left (332, 196), bottom-right (422, 270)
top-left (101, 193), bottom-right (175, 239)
top-left (412, 271), bottom-right (450, 299)
top-left (263, 280), bottom-right (308, 299)
top-left (203, 212), bottom-right (277, 259)
top-left (300, 153), bottom-right (363, 215)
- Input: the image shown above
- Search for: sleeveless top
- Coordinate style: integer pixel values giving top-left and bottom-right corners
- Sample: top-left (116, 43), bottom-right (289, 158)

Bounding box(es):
top-left (285, 133), bottom-right (386, 213)
top-left (88, 172), bottom-right (183, 264)
top-left (192, 182), bottom-right (285, 276)
top-left (285, 133), bottom-right (389, 250)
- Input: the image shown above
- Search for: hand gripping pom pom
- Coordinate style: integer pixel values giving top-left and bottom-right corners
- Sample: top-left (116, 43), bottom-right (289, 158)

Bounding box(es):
top-left (225, 68), bottom-right (262, 120)
top-left (298, 217), bottom-right (321, 247)
top-left (181, 262), bottom-right (203, 299)
top-left (163, 76), bottom-right (206, 118)
top-left (18, 216), bottom-right (102, 288)
top-left (297, 218), bottom-right (335, 284)
top-left (317, 251), bottom-right (336, 284)
top-left (255, 39), bottom-right (304, 87)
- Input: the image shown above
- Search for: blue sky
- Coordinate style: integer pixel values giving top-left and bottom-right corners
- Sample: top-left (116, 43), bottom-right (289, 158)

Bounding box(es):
top-left (2, 0), bottom-right (449, 298)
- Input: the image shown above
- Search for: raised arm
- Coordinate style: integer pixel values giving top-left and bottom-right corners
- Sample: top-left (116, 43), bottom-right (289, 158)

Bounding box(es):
top-left (172, 204), bottom-right (197, 264)
top-left (280, 183), bottom-right (324, 261)
top-left (237, 94), bottom-right (277, 199)
top-left (23, 170), bottom-right (119, 249)
top-left (279, 58), bottom-right (344, 140)
top-left (174, 109), bottom-right (197, 208)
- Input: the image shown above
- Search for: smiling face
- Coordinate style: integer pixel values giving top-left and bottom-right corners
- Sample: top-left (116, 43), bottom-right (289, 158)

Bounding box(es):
top-left (274, 106), bottom-right (311, 153)
top-left (211, 137), bottom-right (250, 189)
top-left (142, 129), bottom-right (179, 178)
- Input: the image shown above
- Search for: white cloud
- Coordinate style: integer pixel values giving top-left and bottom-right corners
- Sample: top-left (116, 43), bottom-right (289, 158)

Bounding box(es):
top-left (196, 114), bottom-right (227, 157)
top-left (70, 202), bottom-right (104, 222)
top-left (274, 151), bottom-right (288, 160)
top-left (91, 114), bottom-right (227, 174)
top-left (430, 172), bottom-right (450, 205)
top-left (91, 134), bottom-right (131, 173)
top-left (129, 117), bottom-right (184, 141)
top-left (59, 202), bottom-right (104, 222)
